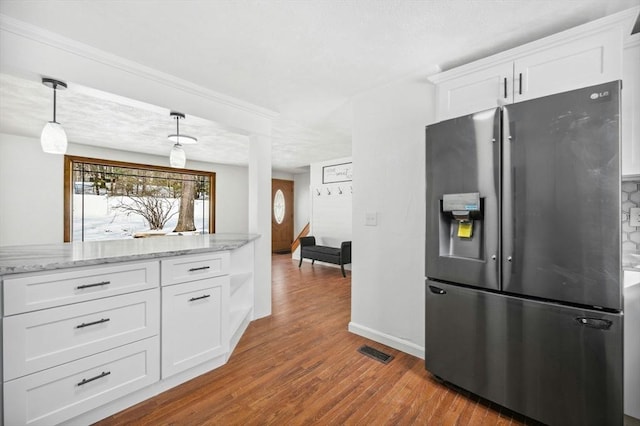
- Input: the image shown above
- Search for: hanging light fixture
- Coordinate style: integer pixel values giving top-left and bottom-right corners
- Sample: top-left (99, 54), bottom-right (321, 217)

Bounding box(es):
top-left (168, 111), bottom-right (197, 168)
top-left (40, 77), bottom-right (68, 154)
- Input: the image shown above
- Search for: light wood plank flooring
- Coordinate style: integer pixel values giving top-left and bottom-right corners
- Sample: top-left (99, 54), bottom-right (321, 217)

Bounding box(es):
top-left (95, 254), bottom-right (532, 425)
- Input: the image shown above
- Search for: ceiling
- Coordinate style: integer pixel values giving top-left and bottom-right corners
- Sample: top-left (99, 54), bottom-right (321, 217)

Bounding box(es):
top-left (1, 0), bottom-right (638, 173)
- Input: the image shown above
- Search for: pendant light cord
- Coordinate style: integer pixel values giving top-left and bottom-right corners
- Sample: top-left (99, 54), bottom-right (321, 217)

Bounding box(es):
top-left (52, 85), bottom-right (57, 123)
top-left (175, 114), bottom-right (181, 146)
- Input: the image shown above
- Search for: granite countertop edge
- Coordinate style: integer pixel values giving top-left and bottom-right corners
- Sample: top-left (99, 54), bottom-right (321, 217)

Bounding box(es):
top-left (0, 233), bottom-right (260, 276)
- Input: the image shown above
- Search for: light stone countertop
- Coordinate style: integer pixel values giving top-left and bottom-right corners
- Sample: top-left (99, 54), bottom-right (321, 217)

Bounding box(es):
top-left (0, 233), bottom-right (260, 275)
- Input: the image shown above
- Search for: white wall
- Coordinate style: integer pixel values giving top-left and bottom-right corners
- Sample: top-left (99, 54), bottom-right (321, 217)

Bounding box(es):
top-left (0, 133), bottom-right (249, 246)
top-left (293, 171), bottom-right (310, 236)
top-left (0, 134), bottom-right (64, 246)
top-left (349, 75), bottom-right (435, 358)
top-left (310, 157), bottom-right (352, 247)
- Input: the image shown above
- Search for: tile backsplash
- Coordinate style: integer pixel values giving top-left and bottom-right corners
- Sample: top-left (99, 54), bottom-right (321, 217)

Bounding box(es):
top-left (622, 180), bottom-right (640, 268)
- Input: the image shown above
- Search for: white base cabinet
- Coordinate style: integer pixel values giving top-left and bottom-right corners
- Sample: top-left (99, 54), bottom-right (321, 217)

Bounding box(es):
top-left (161, 276), bottom-right (229, 378)
top-left (1, 241), bottom-right (256, 426)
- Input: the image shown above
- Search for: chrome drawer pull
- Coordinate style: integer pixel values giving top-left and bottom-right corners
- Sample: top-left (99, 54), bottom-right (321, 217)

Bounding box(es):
top-left (77, 371), bottom-right (111, 386)
top-left (76, 318), bottom-right (110, 329)
top-left (188, 266), bottom-right (211, 272)
top-left (76, 281), bottom-right (111, 290)
top-left (189, 294), bottom-right (211, 302)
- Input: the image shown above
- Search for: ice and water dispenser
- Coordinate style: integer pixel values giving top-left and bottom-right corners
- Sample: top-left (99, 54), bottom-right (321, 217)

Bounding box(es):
top-left (439, 192), bottom-right (484, 260)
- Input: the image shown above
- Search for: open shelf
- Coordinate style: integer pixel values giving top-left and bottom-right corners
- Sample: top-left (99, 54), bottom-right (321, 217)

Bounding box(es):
top-left (230, 272), bottom-right (252, 297)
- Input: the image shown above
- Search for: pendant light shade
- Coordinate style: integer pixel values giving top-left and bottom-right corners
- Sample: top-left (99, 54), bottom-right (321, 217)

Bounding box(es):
top-left (41, 78), bottom-right (68, 154)
top-left (170, 143), bottom-right (186, 168)
top-left (41, 121), bottom-right (68, 154)
top-left (168, 111), bottom-right (196, 168)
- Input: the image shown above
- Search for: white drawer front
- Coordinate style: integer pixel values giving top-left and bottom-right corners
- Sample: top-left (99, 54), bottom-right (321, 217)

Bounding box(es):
top-left (3, 260), bottom-right (160, 315)
top-left (4, 289), bottom-right (159, 381)
top-left (161, 252), bottom-right (229, 286)
top-left (4, 336), bottom-right (159, 426)
top-left (162, 276), bottom-right (229, 378)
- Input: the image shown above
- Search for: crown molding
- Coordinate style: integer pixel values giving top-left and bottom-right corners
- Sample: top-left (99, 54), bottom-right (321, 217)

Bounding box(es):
top-left (0, 14), bottom-right (280, 120)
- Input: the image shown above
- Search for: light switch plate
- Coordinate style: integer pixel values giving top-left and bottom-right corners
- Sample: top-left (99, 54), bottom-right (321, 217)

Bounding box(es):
top-left (630, 208), bottom-right (640, 227)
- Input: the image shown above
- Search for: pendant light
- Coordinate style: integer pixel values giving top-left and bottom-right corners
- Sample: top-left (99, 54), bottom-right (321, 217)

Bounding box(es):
top-left (168, 111), bottom-right (197, 168)
top-left (40, 78), bottom-right (68, 154)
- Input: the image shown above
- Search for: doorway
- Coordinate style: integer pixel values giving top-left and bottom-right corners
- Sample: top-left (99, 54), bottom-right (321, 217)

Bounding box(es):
top-left (272, 179), bottom-right (294, 253)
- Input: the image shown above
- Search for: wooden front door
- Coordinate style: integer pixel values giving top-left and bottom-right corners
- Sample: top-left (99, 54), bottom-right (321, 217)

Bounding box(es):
top-left (272, 179), bottom-right (294, 253)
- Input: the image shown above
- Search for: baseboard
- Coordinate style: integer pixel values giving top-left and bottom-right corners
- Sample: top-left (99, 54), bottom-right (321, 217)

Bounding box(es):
top-left (348, 321), bottom-right (424, 359)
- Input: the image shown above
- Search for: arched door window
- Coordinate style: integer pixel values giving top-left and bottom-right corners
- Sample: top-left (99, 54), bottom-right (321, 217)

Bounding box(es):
top-left (273, 189), bottom-right (285, 224)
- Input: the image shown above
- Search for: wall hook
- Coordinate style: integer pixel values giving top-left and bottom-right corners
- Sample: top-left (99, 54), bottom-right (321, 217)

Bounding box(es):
top-left (338, 187), bottom-right (343, 195)
top-left (326, 187), bottom-right (332, 195)
top-left (316, 188), bottom-right (321, 196)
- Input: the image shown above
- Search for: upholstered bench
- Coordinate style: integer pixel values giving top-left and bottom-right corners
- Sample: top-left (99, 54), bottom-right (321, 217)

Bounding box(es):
top-left (298, 236), bottom-right (352, 277)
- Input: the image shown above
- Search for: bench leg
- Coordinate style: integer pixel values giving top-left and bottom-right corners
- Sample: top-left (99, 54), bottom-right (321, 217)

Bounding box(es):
top-left (298, 256), bottom-right (303, 268)
top-left (341, 263), bottom-right (346, 277)
top-left (311, 259), bottom-right (315, 265)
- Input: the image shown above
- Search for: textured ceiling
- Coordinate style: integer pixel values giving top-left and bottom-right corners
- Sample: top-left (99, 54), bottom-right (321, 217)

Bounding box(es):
top-left (1, 0), bottom-right (638, 172)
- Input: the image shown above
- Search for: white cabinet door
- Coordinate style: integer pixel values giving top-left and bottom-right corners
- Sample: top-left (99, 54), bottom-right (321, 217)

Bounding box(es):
top-left (436, 61), bottom-right (513, 121)
top-left (622, 34), bottom-right (640, 177)
top-left (514, 27), bottom-right (622, 102)
top-left (161, 276), bottom-right (229, 378)
top-left (4, 337), bottom-right (159, 426)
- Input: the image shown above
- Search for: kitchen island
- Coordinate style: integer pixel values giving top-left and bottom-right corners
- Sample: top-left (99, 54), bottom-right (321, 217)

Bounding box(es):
top-left (0, 234), bottom-right (259, 426)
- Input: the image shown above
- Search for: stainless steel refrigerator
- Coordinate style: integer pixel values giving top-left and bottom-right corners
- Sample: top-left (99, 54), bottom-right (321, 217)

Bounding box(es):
top-left (425, 81), bottom-right (623, 425)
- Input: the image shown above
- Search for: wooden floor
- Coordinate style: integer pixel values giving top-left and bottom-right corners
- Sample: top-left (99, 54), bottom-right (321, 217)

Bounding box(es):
top-left (95, 254), bottom-right (532, 425)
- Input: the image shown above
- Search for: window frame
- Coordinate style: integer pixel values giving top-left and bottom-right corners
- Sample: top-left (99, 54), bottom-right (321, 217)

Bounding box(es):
top-left (64, 155), bottom-right (216, 242)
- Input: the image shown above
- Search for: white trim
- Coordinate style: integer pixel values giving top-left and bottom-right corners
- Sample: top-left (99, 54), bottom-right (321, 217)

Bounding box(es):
top-left (0, 14), bottom-right (279, 120)
top-left (625, 32), bottom-right (640, 49)
top-left (348, 321), bottom-right (425, 360)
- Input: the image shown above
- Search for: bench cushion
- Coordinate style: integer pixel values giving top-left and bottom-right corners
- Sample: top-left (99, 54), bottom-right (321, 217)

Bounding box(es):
top-left (302, 246), bottom-right (341, 256)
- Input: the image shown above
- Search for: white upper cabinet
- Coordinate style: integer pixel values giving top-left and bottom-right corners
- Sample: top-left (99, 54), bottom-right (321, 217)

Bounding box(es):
top-left (431, 8), bottom-right (638, 122)
top-left (622, 33), bottom-right (640, 177)
top-left (435, 61), bottom-right (513, 120)
top-left (513, 28), bottom-right (622, 102)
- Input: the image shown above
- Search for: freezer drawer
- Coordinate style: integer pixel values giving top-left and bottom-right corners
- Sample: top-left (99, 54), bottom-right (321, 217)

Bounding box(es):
top-left (425, 280), bottom-right (623, 426)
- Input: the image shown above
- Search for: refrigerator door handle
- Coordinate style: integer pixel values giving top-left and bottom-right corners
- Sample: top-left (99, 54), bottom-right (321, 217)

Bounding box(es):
top-left (502, 108), bottom-right (514, 289)
top-left (429, 285), bottom-right (447, 295)
top-left (518, 73), bottom-right (523, 95)
top-left (575, 317), bottom-right (613, 330)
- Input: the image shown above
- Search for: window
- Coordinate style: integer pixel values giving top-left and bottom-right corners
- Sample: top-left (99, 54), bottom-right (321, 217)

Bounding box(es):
top-left (273, 189), bottom-right (285, 224)
top-left (64, 156), bottom-right (215, 242)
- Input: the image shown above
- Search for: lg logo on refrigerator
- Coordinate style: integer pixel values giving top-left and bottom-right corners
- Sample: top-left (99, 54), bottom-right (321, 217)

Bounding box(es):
top-left (590, 91), bottom-right (610, 101)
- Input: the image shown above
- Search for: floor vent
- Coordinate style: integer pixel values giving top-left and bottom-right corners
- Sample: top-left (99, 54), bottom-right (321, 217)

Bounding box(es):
top-left (358, 345), bottom-right (393, 364)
